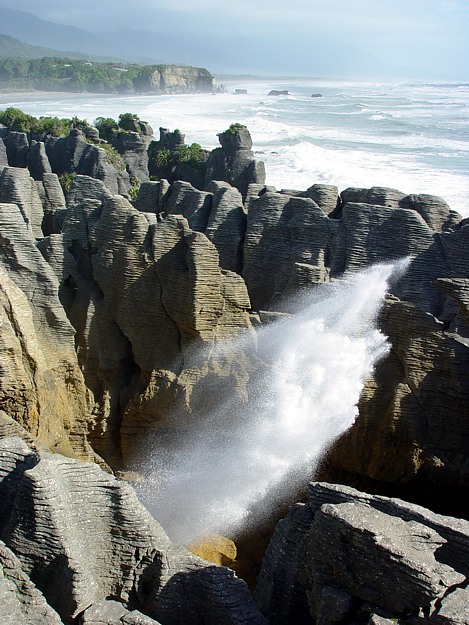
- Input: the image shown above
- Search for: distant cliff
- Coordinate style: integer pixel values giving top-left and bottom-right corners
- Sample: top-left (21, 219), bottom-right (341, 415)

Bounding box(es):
top-left (0, 56), bottom-right (215, 94)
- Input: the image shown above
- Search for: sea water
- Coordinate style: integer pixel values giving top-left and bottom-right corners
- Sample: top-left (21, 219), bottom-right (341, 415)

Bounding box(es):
top-left (1, 78), bottom-right (468, 215)
top-left (137, 261), bottom-right (409, 543)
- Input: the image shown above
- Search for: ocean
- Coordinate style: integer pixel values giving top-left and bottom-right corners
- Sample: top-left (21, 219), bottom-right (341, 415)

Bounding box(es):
top-left (1, 78), bottom-right (468, 216)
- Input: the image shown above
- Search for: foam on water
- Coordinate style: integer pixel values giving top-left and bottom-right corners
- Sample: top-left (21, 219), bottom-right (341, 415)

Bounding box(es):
top-left (137, 260), bottom-right (409, 544)
top-left (1, 79), bottom-right (467, 213)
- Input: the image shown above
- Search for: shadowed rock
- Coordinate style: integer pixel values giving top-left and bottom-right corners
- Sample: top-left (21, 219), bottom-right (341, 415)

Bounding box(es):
top-left (2, 130), bottom-right (29, 168)
top-left (254, 482), bottom-right (469, 625)
top-left (0, 538), bottom-right (63, 625)
top-left (0, 136), bottom-right (8, 167)
top-left (27, 140), bottom-right (52, 181)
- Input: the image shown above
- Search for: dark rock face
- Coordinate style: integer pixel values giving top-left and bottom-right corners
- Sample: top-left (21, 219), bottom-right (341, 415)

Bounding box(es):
top-left (0, 136), bottom-right (8, 167)
top-left (27, 139), bottom-right (52, 180)
top-left (254, 482), bottom-right (469, 625)
top-left (111, 130), bottom-right (151, 182)
top-left (205, 125), bottom-right (266, 199)
top-left (46, 128), bottom-right (129, 194)
top-left (0, 538), bottom-right (63, 625)
top-left (2, 130), bottom-right (29, 167)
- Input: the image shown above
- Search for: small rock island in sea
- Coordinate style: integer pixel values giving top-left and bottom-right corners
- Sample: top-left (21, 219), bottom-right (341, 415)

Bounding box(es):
top-left (0, 109), bottom-right (468, 624)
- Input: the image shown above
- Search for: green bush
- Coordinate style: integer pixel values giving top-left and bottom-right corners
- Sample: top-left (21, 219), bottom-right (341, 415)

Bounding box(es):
top-left (227, 122), bottom-right (246, 135)
top-left (128, 176), bottom-right (140, 200)
top-left (175, 142), bottom-right (203, 167)
top-left (95, 116), bottom-right (118, 141)
top-left (0, 107), bottom-right (36, 132)
top-left (155, 148), bottom-right (171, 168)
top-left (58, 172), bottom-right (76, 193)
top-left (100, 142), bottom-right (126, 170)
top-left (118, 112), bottom-right (139, 131)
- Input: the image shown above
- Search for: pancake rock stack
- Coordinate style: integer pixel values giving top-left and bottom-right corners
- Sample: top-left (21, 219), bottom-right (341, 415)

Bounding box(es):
top-left (0, 114), bottom-right (469, 623)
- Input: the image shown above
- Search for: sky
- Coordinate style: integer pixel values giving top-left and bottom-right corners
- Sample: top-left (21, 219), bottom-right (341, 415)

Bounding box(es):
top-left (1, 0), bottom-right (468, 79)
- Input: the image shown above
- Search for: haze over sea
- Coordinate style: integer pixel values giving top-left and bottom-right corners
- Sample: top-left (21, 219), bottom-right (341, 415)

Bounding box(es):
top-left (2, 78), bottom-right (468, 215)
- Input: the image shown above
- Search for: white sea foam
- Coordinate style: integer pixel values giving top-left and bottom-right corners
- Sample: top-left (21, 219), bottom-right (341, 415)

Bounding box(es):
top-left (137, 260), bottom-right (409, 543)
top-left (1, 79), bottom-right (467, 214)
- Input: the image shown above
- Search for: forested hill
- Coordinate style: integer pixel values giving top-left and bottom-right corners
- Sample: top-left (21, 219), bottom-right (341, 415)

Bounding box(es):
top-left (0, 56), bottom-right (215, 93)
top-left (0, 33), bottom-right (105, 61)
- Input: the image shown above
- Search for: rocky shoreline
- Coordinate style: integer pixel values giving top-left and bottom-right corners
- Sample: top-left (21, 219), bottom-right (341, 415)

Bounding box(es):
top-left (0, 112), bottom-right (468, 623)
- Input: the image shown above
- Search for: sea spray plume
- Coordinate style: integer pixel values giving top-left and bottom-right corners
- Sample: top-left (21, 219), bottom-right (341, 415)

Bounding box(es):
top-left (137, 259), bottom-right (410, 544)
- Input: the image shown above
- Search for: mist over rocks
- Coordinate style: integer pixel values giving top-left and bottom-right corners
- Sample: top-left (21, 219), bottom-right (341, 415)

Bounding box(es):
top-left (1, 111), bottom-right (469, 622)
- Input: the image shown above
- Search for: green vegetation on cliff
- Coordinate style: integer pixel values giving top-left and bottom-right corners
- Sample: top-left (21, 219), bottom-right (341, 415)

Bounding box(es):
top-left (0, 106), bottom-right (91, 134)
top-left (0, 56), bottom-right (214, 94)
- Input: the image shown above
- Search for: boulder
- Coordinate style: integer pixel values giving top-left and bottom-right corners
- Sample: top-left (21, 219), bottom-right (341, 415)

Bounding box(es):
top-left (254, 482), bottom-right (469, 624)
top-left (268, 90), bottom-right (289, 96)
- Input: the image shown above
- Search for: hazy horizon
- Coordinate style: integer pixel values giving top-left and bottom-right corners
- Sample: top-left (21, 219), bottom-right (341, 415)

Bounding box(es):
top-left (0, 1), bottom-right (468, 80)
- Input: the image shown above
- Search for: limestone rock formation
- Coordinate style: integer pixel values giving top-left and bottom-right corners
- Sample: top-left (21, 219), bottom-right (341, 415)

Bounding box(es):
top-left (27, 139), bottom-right (52, 181)
top-left (133, 179), bottom-right (170, 216)
top-left (46, 128), bottom-right (129, 194)
top-left (135, 66), bottom-right (214, 94)
top-left (36, 172), bottom-right (66, 235)
top-left (243, 192), bottom-right (336, 310)
top-left (0, 539), bottom-right (63, 625)
top-left (0, 436), bottom-right (267, 625)
top-left (205, 125), bottom-right (266, 199)
top-left (0, 166), bottom-right (44, 237)
top-left (1, 130), bottom-right (29, 167)
top-left (41, 188), bottom-right (255, 466)
top-left (80, 600), bottom-right (162, 624)
top-left (111, 130), bottom-right (150, 182)
top-left (0, 135), bottom-right (8, 167)
top-left (0, 200), bottom-right (98, 462)
top-left (254, 482), bottom-right (469, 624)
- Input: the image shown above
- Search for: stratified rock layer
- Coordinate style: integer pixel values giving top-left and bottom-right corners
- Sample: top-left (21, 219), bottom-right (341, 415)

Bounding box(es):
top-left (0, 436), bottom-right (266, 625)
top-left (254, 482), bottom-right (469, 625)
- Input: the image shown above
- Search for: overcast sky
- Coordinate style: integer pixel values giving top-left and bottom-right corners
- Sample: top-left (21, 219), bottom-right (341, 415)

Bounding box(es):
top-left (1, 0), bottom-right (468, 78)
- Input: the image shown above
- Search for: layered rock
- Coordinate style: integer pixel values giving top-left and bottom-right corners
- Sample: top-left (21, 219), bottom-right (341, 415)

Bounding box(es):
top-left (46, 128), bottom-right (129, 194)
top-left (0, 200), bottom-right (97, 462)
top-left (0, 135), bottom-right (8, 167)
top-left (0, 436), bottom-right (266, 625)
top-left (135, 66), bottom-right (214, 94)
top-left (205, 125), bottom-right (266, 199)
top-left (254, 482), bottom-right (469, 624)
top-left (0, 539), bottom-right (63, 625)
top-left (40, 188), bottom-right (255, 466)
top-left (0, 166), bottom-right (44, 237)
